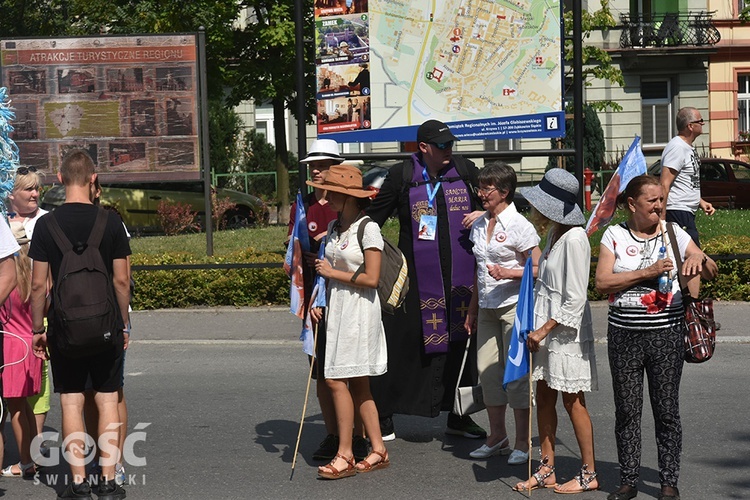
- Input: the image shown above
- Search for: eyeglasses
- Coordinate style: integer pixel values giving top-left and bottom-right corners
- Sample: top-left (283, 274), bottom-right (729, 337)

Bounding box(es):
top-left (431, 141), bottom-right (454, 150)
top-left (476, 186), bottom-right (497, 195)
top-left (690, 119), bottom-right (706, 125)
top-left (17, 166), bottom-right (37, 175)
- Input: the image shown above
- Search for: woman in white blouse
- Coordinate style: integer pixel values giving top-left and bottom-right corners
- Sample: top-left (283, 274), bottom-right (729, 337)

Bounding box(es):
top-left (464, 162), bottom-right (540, 465)
top-left (513, 169), bottom-right (599, 494)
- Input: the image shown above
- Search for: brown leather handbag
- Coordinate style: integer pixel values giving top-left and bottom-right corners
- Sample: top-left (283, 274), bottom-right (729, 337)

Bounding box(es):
top-left (666, 223), bottom-right (717, 363)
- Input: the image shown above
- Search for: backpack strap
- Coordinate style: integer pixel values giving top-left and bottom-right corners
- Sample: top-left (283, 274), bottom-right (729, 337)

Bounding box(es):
top-left (87, 208), bottom-right (109, 248)
top-left (351, 215), bottom-right (372, 281)
top-left (46, 212), bottom-right (74, 253)
top-left (46, 208), bottom-right (109, 254)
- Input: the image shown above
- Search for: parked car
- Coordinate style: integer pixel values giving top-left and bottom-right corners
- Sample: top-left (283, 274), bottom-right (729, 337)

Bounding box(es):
top-left (648, 157), bottom-right (750, 209)
top-left (41, 182), bottom-right (269, 233)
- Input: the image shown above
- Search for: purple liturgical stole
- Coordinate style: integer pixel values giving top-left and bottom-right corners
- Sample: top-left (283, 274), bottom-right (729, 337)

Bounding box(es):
top-left (408, 154), bottom-right (475, 354)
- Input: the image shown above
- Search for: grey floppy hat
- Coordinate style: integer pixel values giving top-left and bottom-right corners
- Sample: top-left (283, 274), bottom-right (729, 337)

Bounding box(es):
top-left (518, 169), bottom-right (585, 226)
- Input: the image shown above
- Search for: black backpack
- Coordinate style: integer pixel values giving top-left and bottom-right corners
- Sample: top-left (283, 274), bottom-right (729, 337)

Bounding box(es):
top-left (352, 216), bottom-right (409, 315)
top-left (47, 209), bottom-right (121, 358)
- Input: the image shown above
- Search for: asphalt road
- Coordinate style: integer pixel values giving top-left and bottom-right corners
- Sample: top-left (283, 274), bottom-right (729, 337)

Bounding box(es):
top-left (1, 302), bottom-right (748, 499)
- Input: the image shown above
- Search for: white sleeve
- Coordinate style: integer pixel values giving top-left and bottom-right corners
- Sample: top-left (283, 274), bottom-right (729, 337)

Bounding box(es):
top-left (601, 226), bottom-right (616, 254)
top-left (361, 220), bottom-right (384, 251)
top-left (517, 219), bottom-right (541, 252)
top-left (552, 231), bottom-right (591, 330)
top-left (0, 218), bottom-right (20, 259)
top-left (661, 141), bottom-right (685, 173)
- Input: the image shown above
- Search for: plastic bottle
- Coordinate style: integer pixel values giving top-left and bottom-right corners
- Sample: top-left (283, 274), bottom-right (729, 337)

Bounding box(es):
top-left (657, 246), bottom-right (671, 293)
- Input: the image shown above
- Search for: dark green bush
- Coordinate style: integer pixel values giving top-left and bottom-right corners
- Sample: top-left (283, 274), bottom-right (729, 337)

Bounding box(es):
top-left (131, 249), bottom-right (287, 309)
top-left (132, 233), bottom-right (750, 309)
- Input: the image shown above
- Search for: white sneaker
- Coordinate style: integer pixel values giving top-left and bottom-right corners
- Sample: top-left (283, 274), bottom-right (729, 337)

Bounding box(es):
top-left (507, 449), bottom-right (529, 465)
top-left (469, 437), bottom-right (511, 459)
top-left (115, 463), bottom-right (126, 485)
top-left (381, 432), bottom-right (396, 442)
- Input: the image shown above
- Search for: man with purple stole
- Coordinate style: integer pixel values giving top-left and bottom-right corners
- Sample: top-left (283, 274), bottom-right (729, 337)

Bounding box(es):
top-left (367, 120), bottom-right (486, 440)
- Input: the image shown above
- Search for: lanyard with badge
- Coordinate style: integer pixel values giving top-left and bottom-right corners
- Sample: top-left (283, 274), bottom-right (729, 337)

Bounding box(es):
top-left (418, 166), bottom-right (438, 241)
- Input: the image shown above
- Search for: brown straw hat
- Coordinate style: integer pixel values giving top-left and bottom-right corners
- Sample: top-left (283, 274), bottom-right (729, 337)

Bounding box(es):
top-left (306, 164), bottom-right (372, 198)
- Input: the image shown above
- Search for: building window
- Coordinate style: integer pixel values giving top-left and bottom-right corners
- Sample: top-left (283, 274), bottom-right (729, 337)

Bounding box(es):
top-left (738, 74), bottom-right (750, 138)
top-left (641, 80), bottom-right (672, 145)
top-left (483, 139), bottom-right (519, 163)
top-left (483, 139), bottom-right (516, 152)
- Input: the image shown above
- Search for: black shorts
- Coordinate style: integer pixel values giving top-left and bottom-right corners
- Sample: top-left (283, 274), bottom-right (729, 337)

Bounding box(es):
top-left (666, 210), bottom-right (700, 247)
top-left (48, 333), bottom-right (124, 394)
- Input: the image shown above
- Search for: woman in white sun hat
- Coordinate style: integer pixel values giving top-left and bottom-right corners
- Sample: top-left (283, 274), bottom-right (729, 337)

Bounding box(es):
top-left (513, 168), bottom-right (599, 494)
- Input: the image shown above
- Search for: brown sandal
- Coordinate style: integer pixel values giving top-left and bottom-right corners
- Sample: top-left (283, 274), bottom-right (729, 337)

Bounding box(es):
top-left (318, 453), bottom-right (357, 480)
top-left (355, 450), bottom-right (390, 473)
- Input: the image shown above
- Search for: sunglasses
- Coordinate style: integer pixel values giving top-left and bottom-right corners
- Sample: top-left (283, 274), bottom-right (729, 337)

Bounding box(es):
top-left (431, 141), bottom-right (454, 150)
top-left (690, 119), bottom-right (705, 125)
top-left (17, 166), bottom-right (37, 175)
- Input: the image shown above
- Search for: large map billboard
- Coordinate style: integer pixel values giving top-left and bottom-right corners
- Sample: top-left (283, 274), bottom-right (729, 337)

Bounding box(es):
top-left (314, 1), bottom-right (565, 143)
top-left (0, 34), bottom-right (200, 183)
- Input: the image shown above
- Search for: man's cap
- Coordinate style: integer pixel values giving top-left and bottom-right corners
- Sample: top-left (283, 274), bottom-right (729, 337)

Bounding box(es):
top-left (417, 119), bottom-right (457, 144)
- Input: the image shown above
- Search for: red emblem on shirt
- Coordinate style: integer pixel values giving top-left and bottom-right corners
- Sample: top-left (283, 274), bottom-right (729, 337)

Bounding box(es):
top-left (495, 231), bottom-right (507, 243)
top-left (308, 221), bottom-right (318, 232)
top-left (626, 245), bottom-right (638, 256)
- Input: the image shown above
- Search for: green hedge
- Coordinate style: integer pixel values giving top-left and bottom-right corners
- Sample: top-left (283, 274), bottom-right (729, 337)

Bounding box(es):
top-left (131, 249), bottom-right (288, 309)
top-left (132, 236), bottom-right (750, 310)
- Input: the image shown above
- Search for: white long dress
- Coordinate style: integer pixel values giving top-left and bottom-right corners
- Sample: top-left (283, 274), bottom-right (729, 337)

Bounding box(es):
top-left (324, 217), bottom-right (387, 379)
top-left (531, 227), bottom-right (598, 393)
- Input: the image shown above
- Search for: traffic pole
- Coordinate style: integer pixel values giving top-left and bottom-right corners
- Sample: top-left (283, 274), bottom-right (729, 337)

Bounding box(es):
top-left (583, 167), bottom-right (594, 211)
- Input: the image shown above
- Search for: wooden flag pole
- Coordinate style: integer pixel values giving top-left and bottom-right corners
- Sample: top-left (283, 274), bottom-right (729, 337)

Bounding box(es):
top-left (527, 350), bottom-right (533, 498)
top-left (290, 323), bottom-right (319, 479)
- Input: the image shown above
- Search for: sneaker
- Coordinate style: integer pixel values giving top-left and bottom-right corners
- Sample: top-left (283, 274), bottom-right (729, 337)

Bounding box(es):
top-left (380, 415), bottom-right (396, 442)
top-left (115, 463), bottom-right (126, 486)
top-left (57, 480), bottom-right (93, 499)
top-left (352, 435), bottom-right (370, 462)
top-left (97, 479), bottom-right (126, 500)
top-left (445, 414), bottom-right (487, 439)
top-left (312, 434), bottom-right (339, 461)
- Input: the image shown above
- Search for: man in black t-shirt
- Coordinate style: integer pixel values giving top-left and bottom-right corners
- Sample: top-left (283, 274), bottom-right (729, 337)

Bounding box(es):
top-left (30, 149), bottom-right (130, 500)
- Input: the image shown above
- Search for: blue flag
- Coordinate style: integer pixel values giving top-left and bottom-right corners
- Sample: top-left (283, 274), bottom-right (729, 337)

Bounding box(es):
top-left (586, 135), bottom-right (647, 236)
top-left (503, 252), bottom-right (534, 390)
top-left (300, 238), bottom-right (327, 356)
top-left (284, 191), bottom-right (310, 319)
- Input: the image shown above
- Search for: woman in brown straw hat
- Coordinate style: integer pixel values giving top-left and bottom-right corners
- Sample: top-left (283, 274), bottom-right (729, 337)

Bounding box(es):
top-left (513, 168), bottom-right (599, 494)
top-left (309, 165), bottom-right (390, 479)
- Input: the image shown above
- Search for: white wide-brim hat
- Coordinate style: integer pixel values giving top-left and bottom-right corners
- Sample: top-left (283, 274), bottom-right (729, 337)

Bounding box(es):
top-left (299, 139), bottom-right (345, 164)
top-left (518, 168), bottom-right (585, 226)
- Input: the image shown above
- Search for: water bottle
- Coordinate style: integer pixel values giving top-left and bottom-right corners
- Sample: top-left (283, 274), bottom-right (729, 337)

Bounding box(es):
top-left (657, 246), bottom-right (671, 293)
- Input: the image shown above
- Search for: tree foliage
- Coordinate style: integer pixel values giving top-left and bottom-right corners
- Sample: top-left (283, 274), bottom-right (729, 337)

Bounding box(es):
top-left (548, 104), bottom-right (606, 172)
top-left (563, 0), bottom-right (624, 112)
top-left (226, 0), bottom-right (317, 220)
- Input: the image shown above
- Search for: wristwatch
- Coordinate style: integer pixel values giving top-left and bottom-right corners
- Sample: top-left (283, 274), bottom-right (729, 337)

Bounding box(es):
top-left (32, 327), bottom-right (46, 335)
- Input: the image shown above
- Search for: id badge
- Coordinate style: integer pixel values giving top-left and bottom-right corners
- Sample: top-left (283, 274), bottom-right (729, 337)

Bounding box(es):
top-left (418, 214), bottom-right (437, 240)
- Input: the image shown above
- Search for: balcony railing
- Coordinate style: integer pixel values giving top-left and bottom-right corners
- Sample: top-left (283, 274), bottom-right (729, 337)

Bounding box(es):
top-left (619, 11), bottom-right (721, 49)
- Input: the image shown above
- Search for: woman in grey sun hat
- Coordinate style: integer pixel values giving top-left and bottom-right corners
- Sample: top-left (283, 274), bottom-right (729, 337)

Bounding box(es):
top-left (513, 168), bottom-right (599, 494)
top-left (518, 168), bottom-right (585, 226)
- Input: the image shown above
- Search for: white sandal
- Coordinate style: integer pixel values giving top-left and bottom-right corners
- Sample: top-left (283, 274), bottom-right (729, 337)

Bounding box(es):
top-left (1, 461), bottom-right (35, 477)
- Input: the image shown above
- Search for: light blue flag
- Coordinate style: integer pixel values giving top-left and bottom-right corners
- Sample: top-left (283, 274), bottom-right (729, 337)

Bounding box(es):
top-left (586, 135), bottom-right (647, 236)
top-left (503, 252), bottom-right (534, 390)
top-left (284, 191), bottom-right (310, 318)
top-left (300, 238), bottom-right (327, 355)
